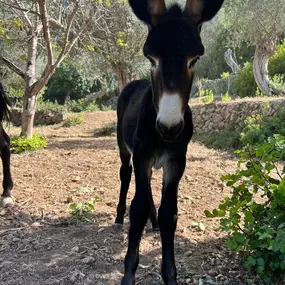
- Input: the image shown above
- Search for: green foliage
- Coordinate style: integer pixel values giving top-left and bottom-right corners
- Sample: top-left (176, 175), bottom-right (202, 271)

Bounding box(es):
top-left (220, 72), bottom-right (230, 79)
top-left (269, 41), bottom-right (285, 76)
top-left (36, 96), bottom-right (66, 112)
top-left (231, 61), bottom-right (258, 97)
top-left (11, 133), bottom-right (47, 154)
top-left (241, 108), bottom-right (285, 146)
top-left (205, 135), bottom-right (285, 283)
top-left (62, 114), bottom-right (84, 127)
top-left (221, 91), bottom-right (231, 102)
top-left (199, 89), bottom-right (215, 103)
top-left (193, 131), bottom-right (242, 151)
top-left (94, 121), bottom-right (116, 137)
top-left (68, 197), bottom-right (101, 222)
top-left (101, 105), bottom-right (113, 111)
top-left (43, 61), bottom-right (91, 104)
top-left (270, 74), bottom-right (285, 90)
top-left (66, 99), bottom-right (99, 113)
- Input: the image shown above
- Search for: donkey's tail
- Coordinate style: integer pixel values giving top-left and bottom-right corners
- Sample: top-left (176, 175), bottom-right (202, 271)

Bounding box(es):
top-left (0, 82), bottom-right (11, 122)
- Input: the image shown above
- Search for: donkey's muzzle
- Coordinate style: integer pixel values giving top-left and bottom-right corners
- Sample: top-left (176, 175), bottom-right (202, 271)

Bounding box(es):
top-left (156, 119), bottom-right (184, 141)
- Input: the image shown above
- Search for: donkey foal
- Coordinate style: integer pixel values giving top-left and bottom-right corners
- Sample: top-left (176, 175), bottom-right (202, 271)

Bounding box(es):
top-left (115, 0), bottom-right (224, 284)
top-left (0, 83), bottom-right (13, 207)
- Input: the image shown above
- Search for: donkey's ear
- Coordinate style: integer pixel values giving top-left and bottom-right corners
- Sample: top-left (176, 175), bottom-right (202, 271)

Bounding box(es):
top-left (129, 0), bottom-right (166, 27)
top-left (183, 0), bottom-right (224, 26)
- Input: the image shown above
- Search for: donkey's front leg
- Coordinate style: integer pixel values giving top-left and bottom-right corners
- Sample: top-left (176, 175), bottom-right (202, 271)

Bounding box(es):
top-left (121, 151), bottom-right (153, 285)
top-left (159, 156), bottom-right (186, 285)
top-left (1, 129), bottom-right (13, 207)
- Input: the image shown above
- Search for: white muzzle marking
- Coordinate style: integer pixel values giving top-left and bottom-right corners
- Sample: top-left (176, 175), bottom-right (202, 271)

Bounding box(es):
top-left (157, 94), bottom-right (183, 128)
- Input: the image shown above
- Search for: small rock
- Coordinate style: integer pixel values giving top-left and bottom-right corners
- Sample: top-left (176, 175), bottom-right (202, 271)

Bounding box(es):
top-left (184, 250), bottom-right (193, 256)
top-left (31, 222), bottom-right (41, 228)
top-left (208, 269), bottom-right (216, 277)
top-left (70, 246), bottom-right (79, 253)
top-left (71, 176), bottom-right (80, 182)
top-left (81, 256), bottom-right (95, 264)
top-left (0, 261), bottom-right (13, 268)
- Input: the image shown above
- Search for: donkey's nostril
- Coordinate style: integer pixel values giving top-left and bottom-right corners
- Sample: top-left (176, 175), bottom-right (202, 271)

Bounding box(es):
top-left (156, 120), bottom-right (184, 140)
top-left (156, 120), bottom-right (168, 136)
top-left (172, 120), bottom-right (184, 136)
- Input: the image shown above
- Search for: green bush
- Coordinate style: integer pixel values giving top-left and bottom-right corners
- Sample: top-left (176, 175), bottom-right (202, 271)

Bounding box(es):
top-left (37, 97), bottom-right (66, 112)
top-left (94, 121), bottom-right (116, 137)
top-left (221, 91), bottom-right (231, 102)
top-left (66, 99), bottom-right (99, 113)
top-left (11, 133), bottom-right (47, 154)
top-left (241, 107), bottom-right (285, 146)
top-left (62, 113), bottom-right (84, 127)
top-left (205, 135), bottom-right (285, 283)
top-left (269, 41), bottom-right (285, 76)
top-left (43, 61), bottom-right (91, 104)
top-left (68, 197), bottom-right (101, 222)
top-left (198, 89), bottom-right (215, 103)
top-left (193, 131), bottom-right (241, 150)
top-left (231, 61), bottom-right (258, 97)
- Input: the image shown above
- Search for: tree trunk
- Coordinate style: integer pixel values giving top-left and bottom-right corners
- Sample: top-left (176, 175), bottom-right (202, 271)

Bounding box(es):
top-left (115, 63), bottom-right (127, 93)
top-left (224, 48), bottom-right (240, 73)
top-left (21, 32), bottom-right (38, 138)
top-left (253, 38), bottom-right (284, 96)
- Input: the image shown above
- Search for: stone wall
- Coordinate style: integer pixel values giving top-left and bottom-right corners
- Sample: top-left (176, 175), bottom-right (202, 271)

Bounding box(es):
top-left (191, 97), bottom-right (285, 134)
top-left (10, 108), bottom-right (66, 126)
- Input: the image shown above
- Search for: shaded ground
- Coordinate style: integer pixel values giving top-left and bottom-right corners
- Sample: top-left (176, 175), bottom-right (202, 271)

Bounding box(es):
top-left (0, 112), bottom-right (258, 285)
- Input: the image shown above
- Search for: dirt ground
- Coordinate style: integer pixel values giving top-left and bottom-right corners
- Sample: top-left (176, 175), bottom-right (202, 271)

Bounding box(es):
top-left (0, 112), bottom-right (257, 285)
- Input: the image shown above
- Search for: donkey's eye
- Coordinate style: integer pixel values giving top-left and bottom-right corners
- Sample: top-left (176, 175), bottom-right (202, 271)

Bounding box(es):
top-left (147, 56), bottom-right (157, 68)
top-left (188, 57), bottom-right (200, 69)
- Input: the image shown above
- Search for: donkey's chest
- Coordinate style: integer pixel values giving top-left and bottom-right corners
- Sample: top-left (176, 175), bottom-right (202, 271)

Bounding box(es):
top-left (153, 150), bottom-right (170, 170)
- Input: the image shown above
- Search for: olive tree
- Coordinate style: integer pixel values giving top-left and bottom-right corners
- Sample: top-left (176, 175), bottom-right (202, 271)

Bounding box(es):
top-left (223, 0), bottom-right (285, 96)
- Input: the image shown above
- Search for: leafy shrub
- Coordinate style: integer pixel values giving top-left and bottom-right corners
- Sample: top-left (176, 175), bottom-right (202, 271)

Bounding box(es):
top-left (241, 107), bottom-right (285, 146)
top-left (231, 61), bottom-right (258, 97)
top-left (68, 197), bottom-right (101, 222)
top-left (11, 133), bottom-right (47, 154)
top-left (270, 74), bottom-right (285, 90)
top-left (101, 105), bottom-right (113, 111)
top-left (36, 97), bottom-right (66, 112)
top-left (66, 99), bottom-right (99, 113)
top-left (221, 91), bottom-right (231, 102)
top-left (269, 40), bottom-right (285, 76)
top-left (94, 121), bottom-right (116, 137)
top-left (43, 61), bottom-right (91, 104)
top-left (62, 114), bottom-right (84, 127)
top-left (198, 89), bottom-right (215, 103)
top-left (205, 135), bottom-right (285, 283)
top-left (220, 71), bottom-right (230, 79)
top-left (193, 131), bottom-right (241, 151)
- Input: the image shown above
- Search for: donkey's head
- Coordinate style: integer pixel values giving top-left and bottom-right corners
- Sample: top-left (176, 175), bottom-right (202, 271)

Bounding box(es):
top-left (130, 0), bottom-right (224, 140)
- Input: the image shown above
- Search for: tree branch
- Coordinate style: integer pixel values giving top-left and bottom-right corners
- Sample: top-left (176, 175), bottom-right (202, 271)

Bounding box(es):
top-left (30, 3), bottom-right (92, 96)
top-left (37, 0), bottom-right (53, 67)
top-left (14, 0), bottom-right (33, 29)
top-left (0, 0), bottom-right (40, 17)
top-left (0, 55), bottom-right (25, 79)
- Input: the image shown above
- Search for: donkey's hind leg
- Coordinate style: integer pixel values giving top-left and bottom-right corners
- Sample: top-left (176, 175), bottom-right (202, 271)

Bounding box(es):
top-left (1, 129), bottom-right (13, 207)
top-left (114, 146), bottom-right (132, 230)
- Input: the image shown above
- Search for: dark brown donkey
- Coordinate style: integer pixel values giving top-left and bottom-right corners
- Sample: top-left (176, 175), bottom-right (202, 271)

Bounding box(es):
top-left (114, 1), bottom-right (224, 284)
top-left (0, 83), bottom-right (13, 207)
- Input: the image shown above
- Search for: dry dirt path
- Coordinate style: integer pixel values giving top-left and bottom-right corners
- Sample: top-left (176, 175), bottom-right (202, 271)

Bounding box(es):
top-left (0, 112), bottom-right (250, 285)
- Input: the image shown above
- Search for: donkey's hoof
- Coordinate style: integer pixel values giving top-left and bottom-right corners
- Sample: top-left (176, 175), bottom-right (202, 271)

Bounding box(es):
top-left (113, 223), bottom-right (123, 232)
top-left (1, 196), bottom-right (14, 208)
